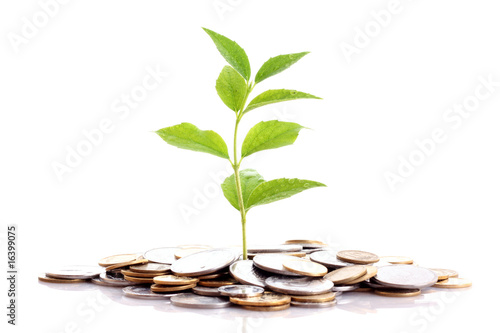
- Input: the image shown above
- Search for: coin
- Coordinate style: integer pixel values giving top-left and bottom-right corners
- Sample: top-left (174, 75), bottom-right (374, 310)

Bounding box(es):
top-left (170, 293), bottom-right (231, 309)
top-left (197, 271), bottom-right (229, 280)
top-left (46, 265), bottom-right (104, 280)
top-left (193, 286), bottom-right (221, 297)
top-left (218, 285), bottom-right (264, 298)
top-left (430, 268), bottom-right (458, 279)
top-left (283, 258), bottom-right (328, 277)
top-left (121, 269), bottom-right (166, 278)
top-left (123, 275), bottom-right (155, 284)
top-left (380, 256), bottom-right (413, 265)
top-left (374, 288), bottom-right (421, 297)
top-left (337, 250), bottom-right (379, 264)
top-left (343, 265), bottom-right (378, 285)
top-left (291, 300), bottom-right (337, 308)
top-left (122, 285), bottom-right (173, 299)
top-left (105, 258), bottom-right (148, 271)
top-left (373, 265), bottom-right (438, 289)
top-left (310, 251), bottom-right (356, 269)
top-left (433, 278), bottom-right (472, 289)
top-left (98, 254), bottom-right (142, 267)
top-left (284, 240), bottom-right (326, 245)
top-left (99, 273), bottom-right (139, 287)
top-left (229, 260), bottom-right (271, 288)
top-left (150, 283), bottom-right (196, 293)
top-left (241, 304), bottom-right (290, 311)
top-left (230, 291), bottom-right (291, 306)
top-left (153, 275), bottom-right (199, 286)
top-left (361, 280), bottom-right (386, 289)
top-left (174, 247), bottom-right (209, 259)
top-left (129, 263), bottom-right (171, 274)
top-left (324, 266), bottom-right (367, 284)
top-left (252, 254), bottom-right (302, 276)
top-left (248, 252), bottom-right (306, 259)
top-left (291, 292), bottom-right (337, 303)
top-left (197, 277), bottom-right (238, 288)
top-left (171, 248), bottom-right (237, 276)
top-left (143, 247), bottom-right (179, 265)
top-left (265, 276), bottom-right (334, 296)
top-left (247, 245), bottom-right (303, 253)
top-left (332, 284), bottom-right (360, 292)
top-left (38, 274), bottom-right (87, 284)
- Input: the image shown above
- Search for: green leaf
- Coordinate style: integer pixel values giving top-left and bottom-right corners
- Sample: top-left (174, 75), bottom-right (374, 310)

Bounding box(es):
top-left (244, 89), bottom-right (321, 114)
top-left (216, 66), bottom-right (248, 112)
top-left (155, 123), bottom-right (229, 159)
top-left (246, 178), bottom-right (326, 210)
top-left (221, 169), bottom-right (265, 210)
top-left (255, 52), bottom-right (309, 84)
top-left (203, 27), bottom-right (251, 81)
top-left (241, 120), bottom-right (305, 158)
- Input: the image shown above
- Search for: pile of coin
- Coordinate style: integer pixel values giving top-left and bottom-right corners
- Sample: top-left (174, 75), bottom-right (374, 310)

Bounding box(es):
top-left (38, 241), bottom-right (472, 311)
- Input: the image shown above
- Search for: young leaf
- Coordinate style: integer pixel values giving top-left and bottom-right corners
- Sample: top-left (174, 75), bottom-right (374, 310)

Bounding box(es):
top-left (244, 89), bottom-right (321, 114)
top-left (255, 52), bottom-right (309, 84)
top-left (216, 66), bottom-right (248, 112)
top-left (156, 123), bottom-right (229, 159)
top-left (221, 169), bottom-right (265, 210)
top-left (241, 120), bottom-right (305, 158)
top-left (246, 178), bottom-right (326, 210)
top-left (203, 27), bottom-right (251, 81)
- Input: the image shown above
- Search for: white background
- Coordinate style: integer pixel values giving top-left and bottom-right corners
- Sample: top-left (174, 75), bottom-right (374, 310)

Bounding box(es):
top-left (1, 0), bottom-right (499, 332)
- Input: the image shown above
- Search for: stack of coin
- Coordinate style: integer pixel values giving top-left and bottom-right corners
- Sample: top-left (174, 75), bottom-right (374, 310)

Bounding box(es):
top-left (39, 265), bottom-right (104, 284)
top-left (230, 291), bottom-right (292, 311)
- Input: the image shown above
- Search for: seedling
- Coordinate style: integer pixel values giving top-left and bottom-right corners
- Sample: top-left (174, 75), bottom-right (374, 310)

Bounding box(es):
top-left (155, 28), bottom-right (326, 259)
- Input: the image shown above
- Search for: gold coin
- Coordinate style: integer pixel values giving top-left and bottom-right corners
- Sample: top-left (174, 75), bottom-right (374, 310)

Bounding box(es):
top-left (105, 258), bottom-right (148, 271)
top-left (291, 292), bottom-right (336, 303)
top-left (430, 268), bottom-right (451, 281)
top-left (433, 278), bottom-right (472, 289)
top-left (248, 252), bottom-right (306, 259)
top-left (323, 265), bottom-right (367, 284)
top-left (129, 263), bottom-right (170, 274)
top-left (230, 292), bottom-right (291, 306)
top-left (38, 274), bottom-right (87, 284)
top-left (150, 283), bottom-right (196, 293)
top-left (121, 269), bottom-right (166, 278)
top-left (375, 288), bottom-right (421, 297)
top-left (98, 254), bottom-right (142, 267)
top-left (174, 247), bottom-right (208, 259)
top-left (241, 303), bottom-right (290, 311)
top-left (380, 256), bottom-right (413, 265)
top-left (198, 277), bottom-right (238, 287)
top-left (153, 275), bottom-right (199, 286)
top-left (430, 268), bottom-right (458, 279)
top-left (283, 258), bottom-right (328, 277)
top-left (353, 287), bottom-right (373, 292)
top-left (123, 275), bottom-right (155, 284)
top-left (337, 250), bottom-right (379, 264)
top-left (284, 240), bottom-right (326, 245)
top-left (343, 265), bottom-right (378, 285)
top-left (197, 272), bottom-right (228, 280)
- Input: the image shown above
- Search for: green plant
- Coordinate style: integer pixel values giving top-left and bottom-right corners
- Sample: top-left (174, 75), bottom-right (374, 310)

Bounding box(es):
top-left (155, 28), bottom-right (326, 259)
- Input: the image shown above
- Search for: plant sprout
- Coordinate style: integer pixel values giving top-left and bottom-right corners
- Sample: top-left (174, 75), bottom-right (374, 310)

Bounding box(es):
top-left (155, 28), bottom-right (326, 259)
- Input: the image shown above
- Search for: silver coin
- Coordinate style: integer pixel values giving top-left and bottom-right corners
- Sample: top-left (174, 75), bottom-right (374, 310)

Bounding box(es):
top-left (193, 286), bottom-right (221, 297)
top-left (265, 276), bottom-right (333, 296)
top-left (122, 285), bottom-right (174, 299)
top-left (310, 251), bottom-right (355, 269)
top-left (229, 260), bottom-right (271, 288)
top-left (291, 299), bottom-right (337, 308)
top-left (91, 277), bottom-right (124, 287)
top-left (98, 273), bottom-right (139, 287)
top-left (362, 280), bottom-right (386, 289)
top-left (253, 254), bottom-right (302, 276)
top-left (373, 265), bottom-right (438, 289)
top-left (46, 265), bottom-right (103, 280)
top-left (331, 284), bottom-right (360, 292)
top-left (143, 247), bottom-right (179, 265)
top-left (171, 293), bottom-right (231, 309)
top-left (129, 263), bottom-right (171, 273)
top-left (247, 245), bottom-right (302, 253)
top-left (218, 285), bottom-right (264, 297)
top-left (171, 248), bottom-right (237, 277)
